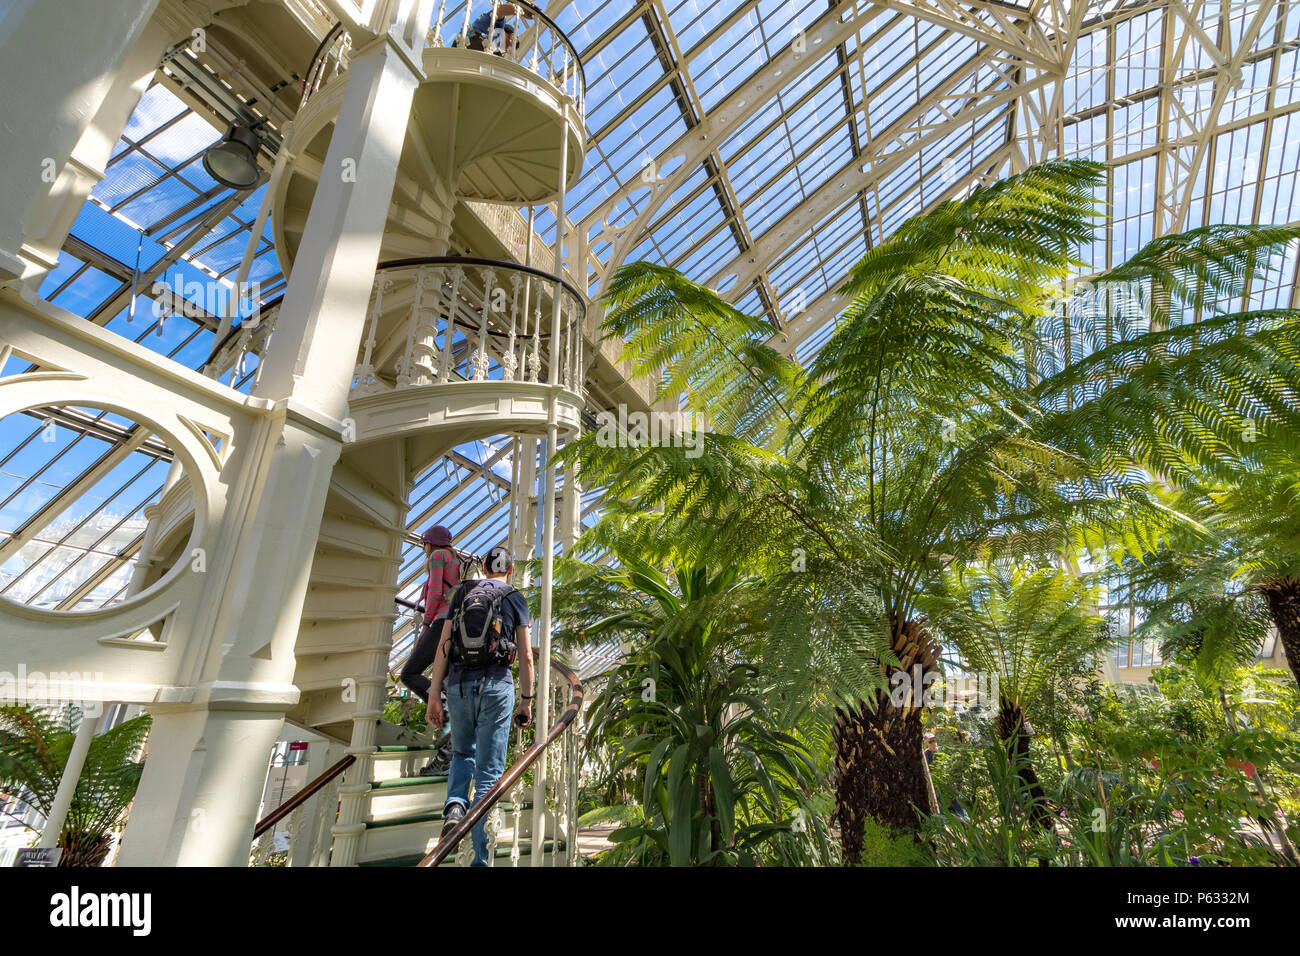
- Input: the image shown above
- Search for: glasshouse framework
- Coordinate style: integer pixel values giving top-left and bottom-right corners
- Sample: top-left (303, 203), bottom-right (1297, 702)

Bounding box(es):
top-left (0, 0), bottom-right (1296, 868)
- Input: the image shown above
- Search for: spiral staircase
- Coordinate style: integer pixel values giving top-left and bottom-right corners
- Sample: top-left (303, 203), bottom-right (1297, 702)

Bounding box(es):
top-left (0, 0), bottom-right (599, 867)
top-left (267, 2), bottom-right (590, 867)
top-left (282, 253), bottom-right (588, 866)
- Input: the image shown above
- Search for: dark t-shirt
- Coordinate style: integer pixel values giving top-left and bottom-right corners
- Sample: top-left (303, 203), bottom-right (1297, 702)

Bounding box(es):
top-left (446, 578), bottom-right (529, 677)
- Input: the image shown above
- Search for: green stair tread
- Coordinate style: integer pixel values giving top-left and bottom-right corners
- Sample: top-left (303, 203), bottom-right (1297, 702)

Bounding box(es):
top-left (375, 743), bottom-right (445, 754)
top-left (365, 802), bottom-right (532, 829)
top-left (356, 839), bottom-right (566, 867)
top-left (369, 774), bottom-right (449, 789)
top-left (366, 809), bottom-right (446, 829)
top-left (358, 854), bottom-right (426, 867)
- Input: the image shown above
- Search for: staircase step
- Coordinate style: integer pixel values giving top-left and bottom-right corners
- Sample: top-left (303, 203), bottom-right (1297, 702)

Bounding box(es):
top-left (358, 853), bottom-right (427, 867)
top-left (299, 609), bottom-right (397, 624)
top-left (370, 746), bottom-right (448, 783)
top-left (369, 774), bottom-right (448, 789)
top-left (356, 838), bottom-right (566, 868)
top-left (364, 802), bottom-right (532, 830)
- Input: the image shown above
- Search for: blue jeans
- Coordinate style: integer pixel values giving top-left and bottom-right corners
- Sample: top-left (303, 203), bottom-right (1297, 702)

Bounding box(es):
top-left (444, 668), bottom-right (514, 865)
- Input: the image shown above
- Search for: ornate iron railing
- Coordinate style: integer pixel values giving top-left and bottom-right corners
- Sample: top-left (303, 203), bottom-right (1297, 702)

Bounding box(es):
top-left (353, 256), bottom-right (587, 396)
top-left (300, 2), bottom-right (585, 118)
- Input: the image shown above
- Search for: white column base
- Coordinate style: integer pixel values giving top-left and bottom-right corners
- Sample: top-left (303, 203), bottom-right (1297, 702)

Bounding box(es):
top-left (116, 703), bottom-right (290, 867)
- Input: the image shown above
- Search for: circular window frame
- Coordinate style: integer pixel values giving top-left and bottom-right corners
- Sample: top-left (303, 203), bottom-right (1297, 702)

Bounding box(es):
top-left (0, 394), bottom-right (210, 622)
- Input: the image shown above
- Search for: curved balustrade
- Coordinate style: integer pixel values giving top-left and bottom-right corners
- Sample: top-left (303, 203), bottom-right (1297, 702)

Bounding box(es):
top-left (206, 255), bottom-right (590, 401)
top-left (300, 2), bottom-right (585, 120)
top-left (300, 22), bottom-right (349, 110)
top-left (353, 256), bottom-right (587, 397)
top-left (204, 297), bottom-right (282, 388)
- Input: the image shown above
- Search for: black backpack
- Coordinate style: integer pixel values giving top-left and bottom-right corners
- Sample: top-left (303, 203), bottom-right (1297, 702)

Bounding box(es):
top-left (449, 580), bottom-right (518, 669)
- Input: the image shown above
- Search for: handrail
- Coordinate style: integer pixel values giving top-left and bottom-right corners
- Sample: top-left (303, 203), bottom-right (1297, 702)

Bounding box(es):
top-left (417, 653), bottom-right (584, 867)
top-left (300, 21), bottom-right (347, 110)
top-left (501, 1), bottom-right (587, 93)
top-left (252, 753), bottom-right (355, 839)
top-left (376, 256), bottom-right (588, 321)
top-left (202, 294), bottom-right (284, 369)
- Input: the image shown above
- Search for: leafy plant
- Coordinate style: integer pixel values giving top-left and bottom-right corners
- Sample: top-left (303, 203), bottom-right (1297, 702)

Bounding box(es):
top-left (561, 157), bottom-right (1300, 864)
top-left (858, 816), bottom-right (933, 867)
top-left (0, 705), bottom-right (151, 866)
top-left (555, 552), bottom-right (834, 866)
top-left (920, 564), bottom-right (1114, 828)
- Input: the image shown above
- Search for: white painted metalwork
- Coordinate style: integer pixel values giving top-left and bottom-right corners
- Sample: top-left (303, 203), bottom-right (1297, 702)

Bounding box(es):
top-left (350, 258), bottom-right (587, 397)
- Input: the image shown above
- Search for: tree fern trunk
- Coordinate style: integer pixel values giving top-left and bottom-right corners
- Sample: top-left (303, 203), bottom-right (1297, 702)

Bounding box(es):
top-left (994, 699), bottom-right (1054, 830)
top-left (1262, 577), bottom-right (1300, 690)
top-left (59, 830), bottom-right (113, 867)
top-left (832, 620), bottom-right (939, 864)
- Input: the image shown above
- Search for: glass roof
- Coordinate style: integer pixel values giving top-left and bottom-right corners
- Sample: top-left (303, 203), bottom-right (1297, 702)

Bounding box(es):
top-left (6, 0), bottom-right (1299, 672)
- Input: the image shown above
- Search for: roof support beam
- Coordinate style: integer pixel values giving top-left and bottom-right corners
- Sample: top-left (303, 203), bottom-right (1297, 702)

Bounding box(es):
top-left (579, 0), bottom-right (876, 296)
top-left (870, 1), bottom-right (1065, 71)
top-left (1158, 0), bottom-right (1280, 235)
top-left (771, 142), bottom-right (1013, 357)
top-left (84, 185), bottom-right (259, 329)
top-left (709, 44), bottom-right (1046, 301)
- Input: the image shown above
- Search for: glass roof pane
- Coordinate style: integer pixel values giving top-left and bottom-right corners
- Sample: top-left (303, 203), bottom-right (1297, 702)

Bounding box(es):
top-left (22, 0), bottom-right (1300, 665)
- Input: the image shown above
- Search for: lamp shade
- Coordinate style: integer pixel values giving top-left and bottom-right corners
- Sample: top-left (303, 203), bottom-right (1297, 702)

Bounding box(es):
top-left (203, 123), bottom-right (261, 189)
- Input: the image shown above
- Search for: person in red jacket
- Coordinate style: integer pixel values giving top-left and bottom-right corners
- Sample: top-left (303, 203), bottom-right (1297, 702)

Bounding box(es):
top-left (401, 526), bottom-right (461, 773)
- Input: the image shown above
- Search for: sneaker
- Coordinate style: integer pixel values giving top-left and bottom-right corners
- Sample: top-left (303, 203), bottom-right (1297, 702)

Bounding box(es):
top-left (441, 803), bottom-right (466, 838)
top-left (418, 760), bottom-right (444, 777)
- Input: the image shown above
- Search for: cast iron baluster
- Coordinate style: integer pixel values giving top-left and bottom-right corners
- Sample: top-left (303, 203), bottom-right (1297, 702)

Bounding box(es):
top-left (530, 292), bottom-right (543, 384)
top-left (412, 268), bottom-right (442, 384)
top-left (459, 0), bottom-right (474, 46)
top-left (356, 273), bottom-right (388, 389)
top-left (396, 266), bottom-right (425, 387)
top-left (430, 0), bottom-right (447, 46)
top-left (438, 266), bottom-right (464, 383)
top-left (473, 267), bottom-right (495, 380)
top-left (529, 13), bottom-right (541, 72)
top-left (567, 719), bottom-right (579, 865)
top-left (503, 271), bottom-right (522, 380)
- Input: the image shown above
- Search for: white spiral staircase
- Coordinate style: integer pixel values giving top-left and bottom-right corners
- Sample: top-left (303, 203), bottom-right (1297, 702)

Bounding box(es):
top-left (0, 0), bottom-right (594, 867)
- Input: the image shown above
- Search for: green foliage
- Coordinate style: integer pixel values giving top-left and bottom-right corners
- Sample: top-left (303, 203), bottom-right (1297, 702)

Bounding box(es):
top-left (919, 563), bottom-right (1115, 715)
top-left (555, 548), bottom-right (834, 866)
top-left (858, 816), bottom-right (933, 867)
top-left (564, 157), bottom-right (1300, 863)
top-left (383, 673), bottom-right (429, 737)
top-left (925, 742), bottom-right (1060, 866)
top-left (0, 705), bottom-right (151, 866)
top-left (923, 661), bottom-right (1300, 866)
top-left (603, 263), bottom-right (804, 450)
